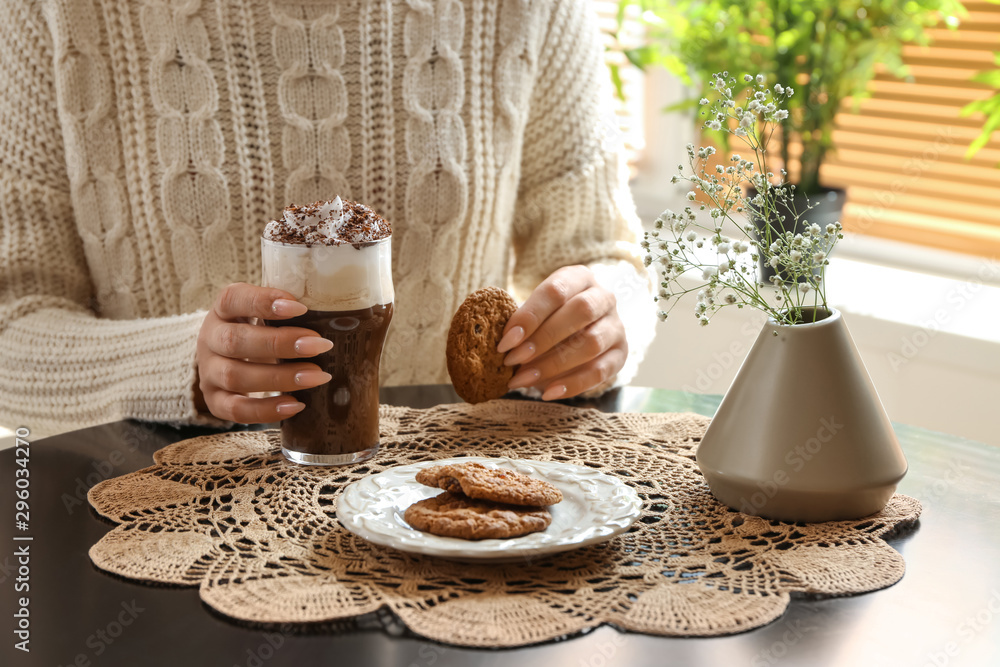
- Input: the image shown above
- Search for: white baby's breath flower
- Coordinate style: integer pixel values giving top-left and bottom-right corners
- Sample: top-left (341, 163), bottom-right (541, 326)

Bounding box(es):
top-left (809, 223), bottom-right (821, 236)
top-left (685, 231), bottom-right (697, 242)
top-left (756, 74), bottom-right (765, 84)
top-left (724, 293), bottom-right (737, 305)
top-left (774, 83), bottom-right (784, 94)
top-left (706, 120), bottom-right (722, 131)
top-left (744, 74), bottom-right (753, 82)
top-left (786, 87), bottom-right (794, 96)
top-left (717, 242), bottom-right (731, 254)
top-left (699, 315), bottom-right (709, 326)
top-left (686, 191), bottom-right (697, 201)
top-left (775, 110), bottom-right (789, 121)
top-left (718, 261), bottom-right (730, 274)
top-left (657, 310), bottom-right (667, 322)
top-left (740, 114), bottom-right (754, 129)
top-left (789, 249), bottom-right (803, 262)
top-left (826, 223), bottom-right (837, 234)
top-left (813, 251), bottom-right (826, 263)
top-left (702, 267), bottom-right (718, 281)
top-left (700, 98), bottom-right (710, 105)
top-left (769, 256), bottom-right (780, 268)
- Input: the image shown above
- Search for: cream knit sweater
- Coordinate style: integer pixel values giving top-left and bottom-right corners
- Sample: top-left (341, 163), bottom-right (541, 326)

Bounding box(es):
top-left (0, 0), bottom-right (655, 436)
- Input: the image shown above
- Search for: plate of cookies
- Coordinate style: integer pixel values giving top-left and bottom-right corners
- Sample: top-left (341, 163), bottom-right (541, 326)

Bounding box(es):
top-left (336, 457), bottom-right (643, 562)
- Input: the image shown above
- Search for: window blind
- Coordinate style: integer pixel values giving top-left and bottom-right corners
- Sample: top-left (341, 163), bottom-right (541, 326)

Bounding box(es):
top-left (820, 2), bottom-right (1000, 257)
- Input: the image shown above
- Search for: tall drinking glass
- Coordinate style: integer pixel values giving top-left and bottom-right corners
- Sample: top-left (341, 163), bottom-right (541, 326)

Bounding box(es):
top-left (260, 235), bottom-right (393, 465)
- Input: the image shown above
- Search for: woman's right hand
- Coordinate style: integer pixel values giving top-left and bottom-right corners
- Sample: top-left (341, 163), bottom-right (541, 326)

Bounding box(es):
top-left (195, 282), bottom-right (333, 423)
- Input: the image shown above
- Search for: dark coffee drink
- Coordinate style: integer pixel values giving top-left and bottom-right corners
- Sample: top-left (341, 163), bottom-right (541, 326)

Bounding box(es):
top-left (260, 197), bottom-right (393, 465)
top-left (270, 304), bottom-right (393, 459)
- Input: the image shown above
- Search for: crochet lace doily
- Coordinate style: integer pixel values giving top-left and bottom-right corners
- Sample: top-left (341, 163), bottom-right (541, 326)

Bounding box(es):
top-left (88, 401), bottom-right (920, 647)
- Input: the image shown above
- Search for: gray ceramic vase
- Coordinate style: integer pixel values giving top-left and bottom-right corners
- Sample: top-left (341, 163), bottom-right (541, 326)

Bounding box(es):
top-left (695, 307), bottom-right (907, 523)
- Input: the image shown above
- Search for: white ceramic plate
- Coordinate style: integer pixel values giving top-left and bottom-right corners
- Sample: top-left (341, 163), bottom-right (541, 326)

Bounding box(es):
top-left (336, 456), bottom-right (643, 562)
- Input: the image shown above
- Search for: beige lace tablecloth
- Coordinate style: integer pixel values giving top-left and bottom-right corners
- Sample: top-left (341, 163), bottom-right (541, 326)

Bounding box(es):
top-left (88, 401), bottom-right (921, 647)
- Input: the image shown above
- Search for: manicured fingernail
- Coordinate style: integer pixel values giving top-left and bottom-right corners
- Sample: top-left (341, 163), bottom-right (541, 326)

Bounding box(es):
top-left (504, 342), bottom-right (536, 367)
top-left (276, 401), bottom-right (305, 416)
top-left (295, 370), bottom-right (332, 386)
top-left (272, 299), bottom-right (307, 317)
top-left (497, 326), bottom-right (525, 353)
top-left (294, 336), bottom-right (333, 356)
top-left (542, 385), bottom-right (567, 401)
top-left (508, 367), bottom-right (540, 389)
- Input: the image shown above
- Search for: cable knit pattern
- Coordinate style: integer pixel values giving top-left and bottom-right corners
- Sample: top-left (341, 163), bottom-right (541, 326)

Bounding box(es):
top-left (0, 0), bottom-right (655, 436)
top-left (141, 0), bottom-right (236, 311)
top-left (389, 0), bottom-right (467, 383)
top-left (458, 0), bottom-right (534, 296)
top-left (217, 0), bottom-right (276, 280)
top-left (271, 2), bottom-right (351, 204)
top-left (48, 0), bottom-right (141, 318)
top-left (358, 0), bottom-right (397, 220)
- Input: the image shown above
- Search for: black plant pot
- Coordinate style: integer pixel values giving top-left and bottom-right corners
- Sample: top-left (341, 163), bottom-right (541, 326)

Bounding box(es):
top-left (748, 186), bottom-right (846, 284)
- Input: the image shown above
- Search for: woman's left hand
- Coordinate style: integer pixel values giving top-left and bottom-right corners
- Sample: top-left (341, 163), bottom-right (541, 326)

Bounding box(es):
top-left (497, 265), bottom-right (627, 400)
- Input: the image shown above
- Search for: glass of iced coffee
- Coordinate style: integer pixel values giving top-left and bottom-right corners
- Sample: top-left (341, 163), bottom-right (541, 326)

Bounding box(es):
top-left (260, 197), bottom-right (393, 465)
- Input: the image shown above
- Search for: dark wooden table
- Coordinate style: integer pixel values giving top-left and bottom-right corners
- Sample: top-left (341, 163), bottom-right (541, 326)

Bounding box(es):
top-left (2, 386), bottom-right (999, 667)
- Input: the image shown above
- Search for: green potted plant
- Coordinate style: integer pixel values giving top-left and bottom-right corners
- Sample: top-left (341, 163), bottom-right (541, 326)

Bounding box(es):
top-left (612, 0), bottom-right (964, 277)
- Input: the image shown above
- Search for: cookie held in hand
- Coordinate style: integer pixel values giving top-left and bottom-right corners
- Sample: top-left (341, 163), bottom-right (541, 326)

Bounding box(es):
top-left (416, 462), bottom-right (564, 507)
top-left (446, 287), bottom-right (519, 404)
top-left (404, 492), bottom-right (552, 540)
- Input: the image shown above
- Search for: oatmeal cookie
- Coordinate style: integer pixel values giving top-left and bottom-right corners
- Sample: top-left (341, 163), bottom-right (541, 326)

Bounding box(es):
top-left (416, 462), bottom-right (563, 507)
top-left (404, 492), bottom-right (552, 539)
top-left (446, 287), bottom-right (519, 404)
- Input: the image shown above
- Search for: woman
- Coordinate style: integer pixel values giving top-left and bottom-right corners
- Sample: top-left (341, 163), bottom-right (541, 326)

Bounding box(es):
top-left (0, 0), bottom-right (655, 435)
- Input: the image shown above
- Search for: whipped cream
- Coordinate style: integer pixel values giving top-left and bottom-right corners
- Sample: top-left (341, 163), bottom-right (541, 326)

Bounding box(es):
top-left (262, 197), bottom-right (392, 246)
top-left (260, 198), bottom-right (393, 310)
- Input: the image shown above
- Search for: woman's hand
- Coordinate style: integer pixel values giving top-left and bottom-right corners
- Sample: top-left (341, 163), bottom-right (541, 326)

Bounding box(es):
top-left (195, 283), bottom-right (333, 423)
top-left (497, 266), bottom-right (627, 400)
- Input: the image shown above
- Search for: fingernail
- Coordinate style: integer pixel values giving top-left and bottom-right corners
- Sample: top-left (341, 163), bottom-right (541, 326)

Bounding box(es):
top-left (508, 367), bottom-right (540, 390)
top-left (272, 299), bottom-right (307, 317)
top-left (294, 336), bottom-right (333, 356)
top-left (276, 401), bottom-right (305, 416)
top-left (497, 326), bottom-right (525, 353)
top-left (295, 370), bottom-right (332, 386)
top-left (542, 385), bottom-right (567, 401)
top-left (504, 342), bottom-right (536, 367)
